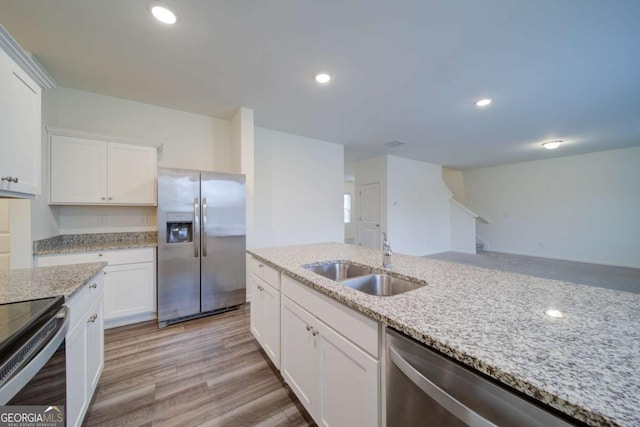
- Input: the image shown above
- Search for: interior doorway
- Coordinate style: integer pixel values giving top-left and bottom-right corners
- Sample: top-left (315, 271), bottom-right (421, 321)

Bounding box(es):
top-left (358, 182), bottom-right (381, 249)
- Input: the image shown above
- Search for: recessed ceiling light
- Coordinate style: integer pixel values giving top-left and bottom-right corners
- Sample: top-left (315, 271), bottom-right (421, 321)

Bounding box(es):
top-left (315, 73), bottom-right (331, 84)
top-left (475, 98), bottom-right (492, 107)
top-left (149, 2), bottom-right (178, 24)
top-left (545, 308), bottom-right (565, 318)
top-left (542, 140), bottom-right (563, 150)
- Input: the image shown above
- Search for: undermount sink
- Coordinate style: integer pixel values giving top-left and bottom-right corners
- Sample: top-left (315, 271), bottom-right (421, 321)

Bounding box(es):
top-left (340, 274), bottom-right (423, 296)
top-left (304, 261), bottom-right (373, 281)
top-left (304, 261), bottom-right (423, 296)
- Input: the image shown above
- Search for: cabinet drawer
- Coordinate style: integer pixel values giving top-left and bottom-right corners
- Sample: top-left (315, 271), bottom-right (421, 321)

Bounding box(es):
top-left (281, 274), bottom-right (379, 357)
top-left (37, 252), bottom-right (103, 267)
top-left (251, 257), bottom-right (280, 289)
top-left (103, 248), bottom-right (154, 265)
top-left (67, 272), bottom-right (104, 329)
top-left (37, 247), bottom-right (155, 267)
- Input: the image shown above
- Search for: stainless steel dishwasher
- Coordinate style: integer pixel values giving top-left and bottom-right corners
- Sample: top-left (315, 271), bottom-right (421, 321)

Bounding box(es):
top-left (385, 328), bottom-right (577, 427)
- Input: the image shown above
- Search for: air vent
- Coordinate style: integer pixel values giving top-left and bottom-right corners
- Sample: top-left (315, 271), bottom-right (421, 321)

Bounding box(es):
top-left (383, 140), bottom-right (407, 148)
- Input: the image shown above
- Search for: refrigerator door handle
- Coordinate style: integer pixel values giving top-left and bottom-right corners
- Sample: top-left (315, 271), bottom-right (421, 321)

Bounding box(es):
top-left (194, 198), bottom-right (199, 257)
top-left (202, 198), bottom-right (208, 257)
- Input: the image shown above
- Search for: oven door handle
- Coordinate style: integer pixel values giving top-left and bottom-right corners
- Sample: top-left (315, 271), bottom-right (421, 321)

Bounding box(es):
top-left (0, 307), bottom-right (70, 405)
top-left (389, 346), bottom-right (497, 427)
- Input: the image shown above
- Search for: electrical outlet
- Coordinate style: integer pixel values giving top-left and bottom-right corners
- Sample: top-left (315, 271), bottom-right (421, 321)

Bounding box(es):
top-left (138, 215), bottom-right (147, 225)
top-left (97, 215), bottom-right (107, 225)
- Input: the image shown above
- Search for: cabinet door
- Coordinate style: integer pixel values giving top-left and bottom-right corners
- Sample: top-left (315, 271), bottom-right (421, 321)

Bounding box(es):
top-left (281, 297), bottom-right (317, 418)
top-left (0, 48), bottom-right (41, 196)
top-left (316, 320), bottom-right (379, 427)
top-left (249, 276), bottom-right (264, 343)
top-left (86, 296), bottom-right (104, 393)
top-left (261, 280), bottom-right (281, 369)
top-left (50, 135), bottom-right (107, 204)
top-left (66, 319), bottom-right (88, 427)
top-left (107, 142), bottom-right (157, 205)
top-left (104, 262), bottom-right (155, 320)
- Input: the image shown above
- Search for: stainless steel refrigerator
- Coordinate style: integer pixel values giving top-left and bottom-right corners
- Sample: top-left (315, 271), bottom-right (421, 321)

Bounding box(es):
top-left (157, 167), bottom-right (246, 327)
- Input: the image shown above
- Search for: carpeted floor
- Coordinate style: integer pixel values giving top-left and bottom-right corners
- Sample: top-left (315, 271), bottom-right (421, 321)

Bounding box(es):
top-left (426, 251), bottom-right (640, 294)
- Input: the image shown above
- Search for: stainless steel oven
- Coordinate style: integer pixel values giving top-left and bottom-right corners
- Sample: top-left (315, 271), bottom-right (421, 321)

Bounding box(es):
top-left (0, 296), bottom-right (68, 410)
top-left (386, 327), bottom-right (577, 427)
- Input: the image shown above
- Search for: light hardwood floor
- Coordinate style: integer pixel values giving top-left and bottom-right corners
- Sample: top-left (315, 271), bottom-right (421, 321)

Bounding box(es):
top-left (84, 305), bottom-right (314, 426)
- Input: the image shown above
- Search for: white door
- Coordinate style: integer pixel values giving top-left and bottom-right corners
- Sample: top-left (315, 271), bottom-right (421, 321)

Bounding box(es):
top-left (358, 183), bottom-right (381, 249)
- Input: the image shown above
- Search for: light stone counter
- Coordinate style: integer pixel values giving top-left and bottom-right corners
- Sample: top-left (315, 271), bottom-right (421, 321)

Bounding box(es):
top-left (248, 242), bottom-right (640, 427)
top-left (33, 231), bottom-right (157, 255)
top-left (0, 262), bottom-right (107, 303)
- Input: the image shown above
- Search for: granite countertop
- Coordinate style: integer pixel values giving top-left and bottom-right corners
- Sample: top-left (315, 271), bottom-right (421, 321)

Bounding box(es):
top-left (248, 242), bottom-right (640, 427)
top-left (0, 262), bottom-right (107, 304)
top-left (33, 231), bottom-right (157, 255)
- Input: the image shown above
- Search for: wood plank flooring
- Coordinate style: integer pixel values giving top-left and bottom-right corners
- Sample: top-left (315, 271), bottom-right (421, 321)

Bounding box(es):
top-left (84, 305), bottom-right (314, 427)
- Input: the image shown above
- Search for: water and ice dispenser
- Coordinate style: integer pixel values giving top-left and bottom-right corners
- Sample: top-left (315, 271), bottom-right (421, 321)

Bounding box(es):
top-left (166, 212), bottom-right (193, 243)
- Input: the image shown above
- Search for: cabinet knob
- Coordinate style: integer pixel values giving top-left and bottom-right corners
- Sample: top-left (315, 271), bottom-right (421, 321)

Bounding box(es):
top-left (88, 314), bottom-right (97, 323)
top-left (1, 176), bottom-right (18, 183)
top-left (90, 283), bottom-right (97, 289)
top-left (108, 197), bottom-right (113, 200)
top-left (312, 330), bottom-right (319, 336)
top-left (258, 264), bottom-right (263, 268)
top-left (101, 197), bottom-right (106, 200)
top-left (98, 253), bottom-right (103, 257)
top-left (306, 325), bottom-right (313, 332)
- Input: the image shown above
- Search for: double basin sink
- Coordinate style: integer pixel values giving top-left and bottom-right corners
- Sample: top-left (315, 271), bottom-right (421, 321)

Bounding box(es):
top-left (303, 261), bottom-right (423, 296)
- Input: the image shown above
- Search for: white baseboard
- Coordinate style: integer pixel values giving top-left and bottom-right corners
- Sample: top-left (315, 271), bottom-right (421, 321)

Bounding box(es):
top-left (104, 312), bottom-right (157, 329)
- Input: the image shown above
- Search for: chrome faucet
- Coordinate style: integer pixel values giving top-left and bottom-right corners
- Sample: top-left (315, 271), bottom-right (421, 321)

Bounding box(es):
top-left (381, 230), bottom-right (392, 269)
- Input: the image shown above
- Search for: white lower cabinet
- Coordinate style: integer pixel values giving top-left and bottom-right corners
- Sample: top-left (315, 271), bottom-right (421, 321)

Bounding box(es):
top-left (104, 262), bottom-right (154, 320)
top-left (316, 319), bottom-right (379, 427)
top-left (281, 297), bottom-right (317, 414)
top-left (36, 247), bottom-right (156, 327)
top-left (281, 275), bottom-right (380, 427)
top-left (66, 271), bottom-right (104, 427)
top-left (250, 275), bottom-right (281, 368)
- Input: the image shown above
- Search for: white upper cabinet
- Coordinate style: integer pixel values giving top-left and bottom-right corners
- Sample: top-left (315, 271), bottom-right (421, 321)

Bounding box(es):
top-left (0, 45), bottom-right (41, 197)
top-left (49, 135), bottom-right (107, 204)
top-left (107, 142), bottom-right (157, 204)
top-left (49, 128), bottom-right (160, 206)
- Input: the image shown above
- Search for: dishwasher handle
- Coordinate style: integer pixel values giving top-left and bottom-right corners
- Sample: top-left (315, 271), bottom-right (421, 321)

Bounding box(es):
top-left (389, 346), bottom-right (497, 427)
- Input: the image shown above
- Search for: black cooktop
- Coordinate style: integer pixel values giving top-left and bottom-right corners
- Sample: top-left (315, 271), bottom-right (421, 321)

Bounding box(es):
top-left (0, 296), bottom-right (65, 361)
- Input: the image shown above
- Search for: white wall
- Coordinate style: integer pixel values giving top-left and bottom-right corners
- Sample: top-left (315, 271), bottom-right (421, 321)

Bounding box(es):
top-left (464, 146), bottom-right (640, 268)
top-left (0, 200), bottom-right (9, 269)
top-left (252, 127), bottom-right (344, 249)
top-left (35, 87), bottom-right (234, 236)
top-left (442, 167), bottom-right (467, 204)
top-left (450, 199), bottom-right (477, 254)
top-left (386, 156), bottom-right (451, 256)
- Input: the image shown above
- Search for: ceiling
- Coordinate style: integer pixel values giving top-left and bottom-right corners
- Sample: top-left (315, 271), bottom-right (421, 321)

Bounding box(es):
top-left (1, 0), bottom-right (639, 169)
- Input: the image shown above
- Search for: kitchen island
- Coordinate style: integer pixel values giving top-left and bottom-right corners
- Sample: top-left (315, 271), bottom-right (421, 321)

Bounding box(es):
top-left (248, 242), bottom-right (640, 427)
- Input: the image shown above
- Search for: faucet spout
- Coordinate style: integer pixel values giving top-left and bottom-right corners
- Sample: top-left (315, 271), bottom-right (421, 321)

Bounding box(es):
top-left (380, 230), bottom-right (392, 269)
